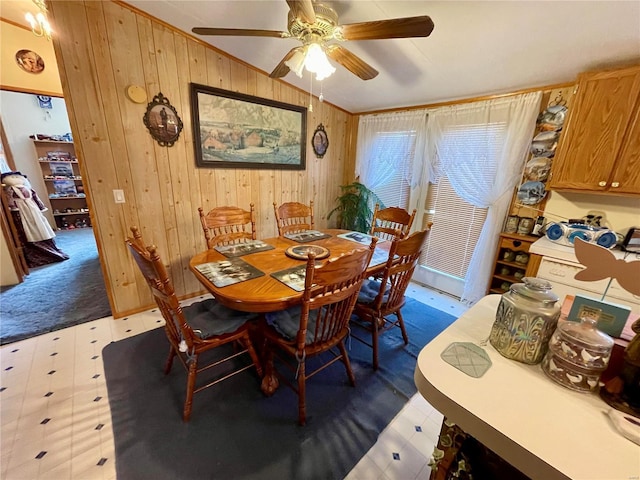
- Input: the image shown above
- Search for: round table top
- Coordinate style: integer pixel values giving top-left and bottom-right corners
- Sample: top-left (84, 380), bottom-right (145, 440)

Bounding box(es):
top-left (189, 229), bottom-right (386, 313)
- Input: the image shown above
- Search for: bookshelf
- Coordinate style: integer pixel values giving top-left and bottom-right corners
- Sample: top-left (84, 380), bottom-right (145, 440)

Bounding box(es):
top-left (34, 139), bottom-right (90, 230)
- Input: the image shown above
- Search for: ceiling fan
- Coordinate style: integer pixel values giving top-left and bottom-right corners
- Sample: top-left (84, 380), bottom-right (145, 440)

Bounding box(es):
top-left (192, 0), bottom-right (434, 81)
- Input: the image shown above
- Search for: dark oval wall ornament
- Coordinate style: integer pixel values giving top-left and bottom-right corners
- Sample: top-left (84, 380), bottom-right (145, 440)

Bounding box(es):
top-left (312, 123), bottom-right (329, 158)
top-left (143, 92), bottom-right (183, 147)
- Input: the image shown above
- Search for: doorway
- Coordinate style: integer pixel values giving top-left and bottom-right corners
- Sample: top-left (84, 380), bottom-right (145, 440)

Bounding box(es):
top-left (0, 91), bottom-right (111, 345)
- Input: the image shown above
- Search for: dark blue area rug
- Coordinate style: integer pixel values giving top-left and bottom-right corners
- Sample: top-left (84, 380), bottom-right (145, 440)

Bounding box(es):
top-left (0, 228), bottom-right (111, 345)
top-left (102, 298), bottom-right (456, 480)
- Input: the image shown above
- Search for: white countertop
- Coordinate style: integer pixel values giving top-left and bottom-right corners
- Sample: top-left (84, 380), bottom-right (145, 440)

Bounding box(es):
top-left (414, 295), bottom-right (640, 480)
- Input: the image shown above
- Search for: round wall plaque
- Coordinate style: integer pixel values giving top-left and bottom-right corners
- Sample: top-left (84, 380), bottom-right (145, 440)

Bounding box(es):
top-left (125, 85), bottom-right (147, 104)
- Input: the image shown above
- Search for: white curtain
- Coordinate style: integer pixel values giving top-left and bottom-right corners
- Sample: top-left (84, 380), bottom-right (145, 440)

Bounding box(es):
top-left (355, 110), bottom-right (427, 213)
top-left (425, 92), bottom-right (542, 304)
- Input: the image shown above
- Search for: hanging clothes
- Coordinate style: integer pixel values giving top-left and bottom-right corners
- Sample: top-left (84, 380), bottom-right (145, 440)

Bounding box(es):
top-left (2, 171), bottom-right (68, 267)
top-left (6, 184), bottom-right (56, 242)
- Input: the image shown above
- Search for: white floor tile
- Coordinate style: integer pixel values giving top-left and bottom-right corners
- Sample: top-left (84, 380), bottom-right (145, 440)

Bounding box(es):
top-left (382, 440), bottom-right (428, 479)
top-left (345, 453), bottom-right (386, 480)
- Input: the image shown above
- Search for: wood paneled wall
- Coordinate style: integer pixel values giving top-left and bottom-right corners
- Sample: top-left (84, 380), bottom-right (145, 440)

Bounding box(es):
top-left (48, 1), bottom-right (356, 317)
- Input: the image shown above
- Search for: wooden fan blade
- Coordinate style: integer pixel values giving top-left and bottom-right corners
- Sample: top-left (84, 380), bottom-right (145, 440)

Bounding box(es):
top-left (339, 16), bottom-right (434, 41)
top-left (286, 0), bottom-right (316, 25)
top-left (325, 45), bottom-right (378, 80)
top-left (192, 27), bottom-right (286, 38)
top-left (269, 47), bottom-right (303, 78)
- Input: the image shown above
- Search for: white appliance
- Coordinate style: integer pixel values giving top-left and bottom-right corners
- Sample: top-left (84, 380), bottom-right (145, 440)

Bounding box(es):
top-left (530, 237), bottom-right (640, 319)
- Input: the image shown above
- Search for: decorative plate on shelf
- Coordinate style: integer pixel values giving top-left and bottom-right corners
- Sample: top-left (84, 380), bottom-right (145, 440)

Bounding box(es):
top-left (537, 105), bottom-right (567, 131)
top-left (524, 157), bottom-right (552, 182)
top-left (530, 131), bottom-right (559, 157)
top-left (285, 245), bottom-right (330, 260)
top-left (517, 180), bottom-right (547, 205)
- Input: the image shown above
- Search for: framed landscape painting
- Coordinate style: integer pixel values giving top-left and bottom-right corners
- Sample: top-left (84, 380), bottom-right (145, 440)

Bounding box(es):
top-left (190, 83), bottom-right (307, 170)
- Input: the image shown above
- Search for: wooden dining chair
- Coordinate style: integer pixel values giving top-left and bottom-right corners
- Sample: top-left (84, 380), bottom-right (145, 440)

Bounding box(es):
top-left (125, 226), bottom-right (263, 422)
top-left (370, 204), bottom-right (417, 242)
top-left (198, 204), bottom-right (257, 249)
top-left (352, 226), bottom-right (431, 370)
top-left (259, 238), bottom-right (377, 425)
top-left (273, 201), bottom-right (314, 236)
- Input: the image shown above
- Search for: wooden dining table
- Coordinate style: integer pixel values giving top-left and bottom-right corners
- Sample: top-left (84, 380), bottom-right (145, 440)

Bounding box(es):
top-left (189, 229), bottom-right (389, 313)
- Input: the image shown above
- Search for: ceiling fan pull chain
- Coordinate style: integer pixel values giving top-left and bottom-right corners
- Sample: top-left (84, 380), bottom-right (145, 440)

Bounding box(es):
top-left (308, 74), bottom-right (313, 112)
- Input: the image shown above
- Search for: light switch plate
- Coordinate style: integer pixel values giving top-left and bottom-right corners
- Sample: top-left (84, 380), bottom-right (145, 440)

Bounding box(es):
top-left (113, 189), bottom-right (125, 204)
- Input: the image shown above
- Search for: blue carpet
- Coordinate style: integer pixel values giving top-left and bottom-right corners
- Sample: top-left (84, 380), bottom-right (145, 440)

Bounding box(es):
top-left (0, 228), bottom-right (111, 345)
top-left (102, 297), bottom-right (456, 480)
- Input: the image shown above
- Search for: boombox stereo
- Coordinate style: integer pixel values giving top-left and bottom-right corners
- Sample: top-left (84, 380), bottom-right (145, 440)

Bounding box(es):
top-left (545, 222), bottom-right (618, 249)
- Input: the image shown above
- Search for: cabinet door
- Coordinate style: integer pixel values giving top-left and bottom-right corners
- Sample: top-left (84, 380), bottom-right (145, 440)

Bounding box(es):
top-left (549, 66), bottom-right (640, 192)
top-left (610, 98), bottom-right (640, 194)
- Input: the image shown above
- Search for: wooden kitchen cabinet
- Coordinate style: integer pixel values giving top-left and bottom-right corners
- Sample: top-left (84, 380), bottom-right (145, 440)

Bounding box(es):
top-left (548, 64), bottom-right (640, 195)
top-left (487, 233), bottom-right (541, 294)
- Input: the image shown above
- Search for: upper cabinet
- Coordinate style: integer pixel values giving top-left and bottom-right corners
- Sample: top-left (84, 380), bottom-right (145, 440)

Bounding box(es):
top-left (548, 65), bottom-right (640, 196)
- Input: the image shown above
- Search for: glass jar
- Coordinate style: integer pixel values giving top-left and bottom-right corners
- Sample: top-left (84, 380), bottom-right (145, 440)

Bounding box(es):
top-left (489, 277), bottom-right (560, 364)
top-left (514, 252), bottom-right (530, 265)
top-left (542, 309), bottom-right (614, 392)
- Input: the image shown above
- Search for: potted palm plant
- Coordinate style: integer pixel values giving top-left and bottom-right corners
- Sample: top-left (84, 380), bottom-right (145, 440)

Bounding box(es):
top-left (327, 181), bottom-right (384, 233)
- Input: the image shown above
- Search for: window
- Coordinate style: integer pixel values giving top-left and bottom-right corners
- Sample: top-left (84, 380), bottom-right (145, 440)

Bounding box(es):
top-left (421, 176), bottom-right (487, 279)
top-left (419, 122), bottom-right (504, 281)
top-left (367, 132), bottom-right (414, 209)
top-left (359, 93), bottom-right (540, 302)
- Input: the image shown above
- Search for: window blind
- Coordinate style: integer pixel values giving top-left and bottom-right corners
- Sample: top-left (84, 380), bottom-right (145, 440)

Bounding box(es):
top-left (419, 122), bottom-right (505, 280)
top-left (421, 177), bottom-right (487, 279)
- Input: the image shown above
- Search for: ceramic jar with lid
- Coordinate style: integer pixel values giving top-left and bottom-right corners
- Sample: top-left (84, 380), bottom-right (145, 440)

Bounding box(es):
top-left (542, 309), bottom-right (614, 392)
top-left (489, 277), bottom-right (560, 364)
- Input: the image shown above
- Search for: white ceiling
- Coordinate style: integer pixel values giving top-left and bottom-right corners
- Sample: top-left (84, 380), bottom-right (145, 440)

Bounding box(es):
top-left (4, 1), bottom-right (640, 113)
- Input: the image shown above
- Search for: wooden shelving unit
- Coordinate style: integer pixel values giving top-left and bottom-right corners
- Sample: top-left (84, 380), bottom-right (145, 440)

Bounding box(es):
top-left (487, 233), bottom-right (541, 294)
top-left (33, 140), bottom-right (91, 230)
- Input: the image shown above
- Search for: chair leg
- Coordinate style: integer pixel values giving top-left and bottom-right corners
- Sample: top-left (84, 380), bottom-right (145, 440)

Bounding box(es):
top-left (242, 334), bottom-right (264, 378)
top-left (164, 346), bottom-right (176, 375)
top-left (397, 310), bottom-right (409, 345)
top-left (297, 360), bottom-right (306, 426)
top-left (372, 315), bottom-right (380, 371)
top-left (260, 341), bottom-right (279, 396)
top-left (338, 340), bottom-right (356, 386)
top-left (183, 356), bottom-right (198, 422)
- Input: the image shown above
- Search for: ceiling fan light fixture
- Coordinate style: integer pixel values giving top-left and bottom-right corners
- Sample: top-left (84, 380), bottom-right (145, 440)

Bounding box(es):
top-left (304, 43), bottom-right (335, 81)
top-left (25, 0), bottom-right (52, 40)
top-left (284, 48), bottom-right (307, 78)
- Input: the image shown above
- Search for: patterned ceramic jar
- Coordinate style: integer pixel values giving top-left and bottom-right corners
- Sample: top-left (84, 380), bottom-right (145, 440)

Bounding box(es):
top-left (542, 310), bottom-right (614, 392)
top-left (489, 278), bottom-right (560, 364)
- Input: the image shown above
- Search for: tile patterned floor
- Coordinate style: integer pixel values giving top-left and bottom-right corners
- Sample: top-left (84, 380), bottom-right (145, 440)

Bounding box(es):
top-left (0, 283), bottom-right (467, 480)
